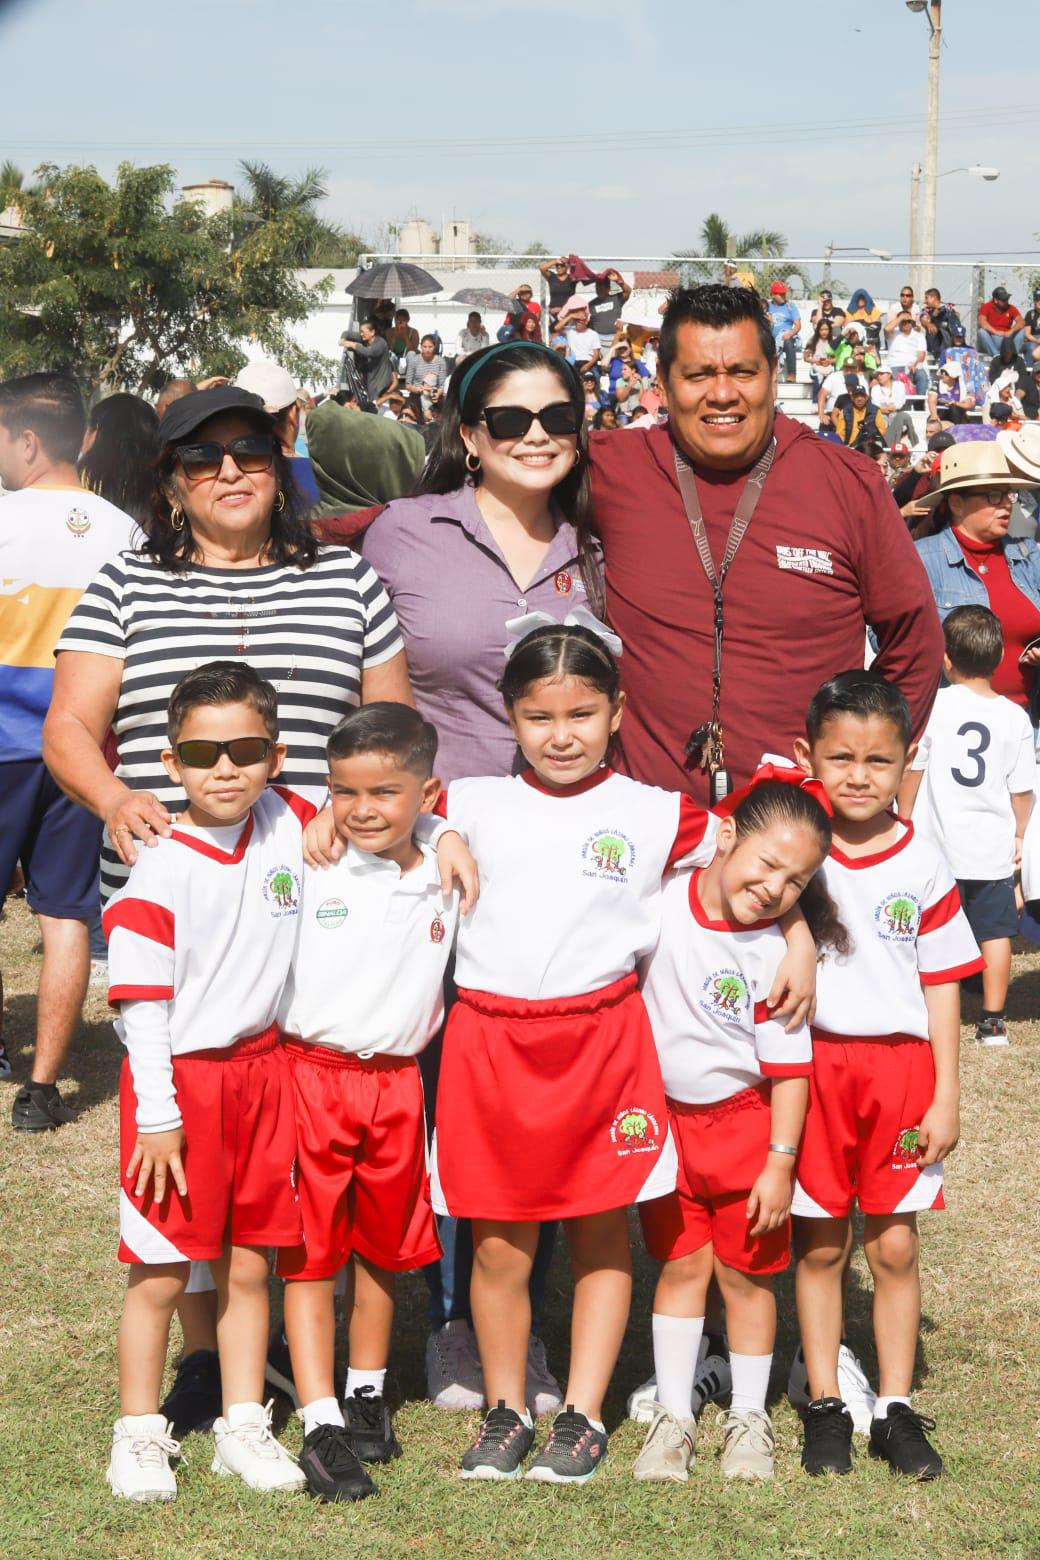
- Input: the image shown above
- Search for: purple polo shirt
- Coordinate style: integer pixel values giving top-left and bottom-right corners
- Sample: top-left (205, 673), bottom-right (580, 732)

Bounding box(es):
top-left (362, 483), bottom-right (599, 781)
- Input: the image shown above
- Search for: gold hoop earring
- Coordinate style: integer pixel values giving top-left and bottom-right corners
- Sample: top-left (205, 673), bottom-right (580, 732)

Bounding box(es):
top-left (274, 490), bottom-right (286, 513)
top-left (465, 451), bottom-right (481, 474)
top-left (170, 505), bottom-right (185, 532)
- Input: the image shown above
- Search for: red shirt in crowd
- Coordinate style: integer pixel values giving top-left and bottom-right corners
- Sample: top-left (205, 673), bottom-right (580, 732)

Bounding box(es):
top-left (588, 413), bottom-right (945, 801)
top-left (979, 300), bottom-right (1023, 333)
top-left (952, 527), bottom-right (1040, 707)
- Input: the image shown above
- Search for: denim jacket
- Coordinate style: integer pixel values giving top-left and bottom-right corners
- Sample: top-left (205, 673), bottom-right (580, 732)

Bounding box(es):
top-left (915, 526), bottom-right (1040, 724)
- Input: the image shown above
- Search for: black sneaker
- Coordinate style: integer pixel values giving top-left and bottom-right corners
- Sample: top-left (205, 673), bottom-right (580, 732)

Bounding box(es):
top-left (344, 1385), bottom-right (402, 1464)
top-left (869, 1403), bottom-right (943, 1480)
top-left (975, 1016), bottom-right (1010, 1048)
top-left (11, 1081), bottom-right (76, 1132)
top-left (300, 1423), bottom-right (376, 1503)
top-left (0, 1041), bottom-right (12, 1080)
top-left (460, 1401), bottom-right (535, 1481)
top-left (264, 1330), bottom-right (300, 1409)
top-left (159, 1348), bottom-right (222, 1437)
top-left (525, 1405), bottom-right (607, 1484)
top-left (801, 1396), bottom-right (854, 1475)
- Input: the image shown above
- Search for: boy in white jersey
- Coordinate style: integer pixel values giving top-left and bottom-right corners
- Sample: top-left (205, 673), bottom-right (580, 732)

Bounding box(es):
top-left (900, 606), bottom-right (1034, 1047)
top-left (791, 671), bottom-right (983, 1481)
top-left (103, 662), bottom-right (313, 1503)
top-left (276, 703), bottom-right (457, 1504)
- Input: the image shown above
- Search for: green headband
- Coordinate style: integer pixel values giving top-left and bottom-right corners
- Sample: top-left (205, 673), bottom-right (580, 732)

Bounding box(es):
top-left (457, 340), bottom-right (562, 416)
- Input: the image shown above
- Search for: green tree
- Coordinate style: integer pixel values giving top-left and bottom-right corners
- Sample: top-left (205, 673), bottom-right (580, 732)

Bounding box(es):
top-left (235, 160), bottom-right (365, 267)
top-left (0, 162), bottom-right (335, 394)
top-left (672, 214), bottom-right (812, 295)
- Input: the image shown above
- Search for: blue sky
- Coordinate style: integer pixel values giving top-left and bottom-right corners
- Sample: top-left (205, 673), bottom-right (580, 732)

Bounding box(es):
top-left (1, 0), bottom-right (1035, 267)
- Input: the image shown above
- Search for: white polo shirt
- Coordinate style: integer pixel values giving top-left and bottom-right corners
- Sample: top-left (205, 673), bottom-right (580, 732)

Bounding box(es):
top-left (279, 841), bottom-right (459, 1055)
top-left (444, 768), bottom-right (716, 1000)
top-left (641, 868), bottom-right (813, 1106)
top-left (103, 786), bottom-right (313, 1129)
top-left (566, 327), bottom-right (602, 363)
top-left (814, 821), bottom-right (983, 1041)
top-left (910, 683), bottom-right (1035, 880)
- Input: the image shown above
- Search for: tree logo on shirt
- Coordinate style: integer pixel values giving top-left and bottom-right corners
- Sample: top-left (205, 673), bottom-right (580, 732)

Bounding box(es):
top-left (891, 1125), bottom-right (921, 1169)
top-left (262, 864), bottom-right (301, 918)
top-left (65, 507), bottom-right (91, 538)
top-left (315, 897), bottom-right (348, 929)
top-left (610, 1105), bottom-right (660, 1156)
top-left (873, 891), bottom-right (921, 943)
top-left (581, 829), bottom-right (634, 883)
top-left (554, 570), bottom-right (573, 595)
top-left (699, 967), bottom-right (750, 1021)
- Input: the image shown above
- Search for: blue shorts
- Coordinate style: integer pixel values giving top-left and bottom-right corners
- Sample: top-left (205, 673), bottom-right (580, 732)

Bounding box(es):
top-left (0, 760), bottom-right (101, 920)
top-left (956, 876), bottom-right (1019, 944)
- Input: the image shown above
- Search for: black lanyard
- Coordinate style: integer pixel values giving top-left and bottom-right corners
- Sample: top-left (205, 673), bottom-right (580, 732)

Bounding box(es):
top-left (673, 438), bottom-right (776, 785)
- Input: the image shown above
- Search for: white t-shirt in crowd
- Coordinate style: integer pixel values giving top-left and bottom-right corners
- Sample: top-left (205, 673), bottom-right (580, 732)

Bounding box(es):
top-left (819, 369), bottom-right (864, 414)
top-left (565, 327), bottom-right (603, 364)
top-left (910, 683), bottom-right (1035, 879)
top-left (887, 329), bottom-right (927, 370)
top-left (640, 867), bottom-right (812, 1106)
top-left (279, 841), bottom-right (459, 1055)
top-left (871, 379), bottom-right (907, 411)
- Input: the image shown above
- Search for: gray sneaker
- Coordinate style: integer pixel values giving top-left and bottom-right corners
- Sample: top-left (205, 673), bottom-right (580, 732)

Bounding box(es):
top-left (717, 1408), bottom-right (775, 1481)
top-left (632, 1404), bottom-right (697, 1483)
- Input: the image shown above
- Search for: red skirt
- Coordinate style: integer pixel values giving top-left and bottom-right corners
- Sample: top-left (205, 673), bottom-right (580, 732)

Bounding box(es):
top-left (430, 973), bottom-right (676, 1221)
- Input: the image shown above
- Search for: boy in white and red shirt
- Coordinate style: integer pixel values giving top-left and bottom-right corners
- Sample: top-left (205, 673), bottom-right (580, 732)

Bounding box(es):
top-left (791, 670), bottom-right (983, 1482)
top-left (277, 702), bottom-right (457, 1505)
top-left (901, 605), bottom-right (1034, 1047)
top-left (103, 661), bottom-right (314, 1504)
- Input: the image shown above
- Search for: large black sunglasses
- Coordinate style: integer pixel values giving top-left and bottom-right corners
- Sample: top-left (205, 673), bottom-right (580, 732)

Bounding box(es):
top-left (175, 737), bottom-right (273, 768)
top-left (175, 435), bottom-right (276, 483)
top-left (481, 401), bottom-right (581, 440)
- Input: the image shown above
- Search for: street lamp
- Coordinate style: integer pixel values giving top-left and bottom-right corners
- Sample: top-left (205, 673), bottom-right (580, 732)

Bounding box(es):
top-left (906, 0), bottom-right (942, 296)
top-left (822, 245), bottom-right (892, 288)
top-left (909, 162), bottom-right (1000, 294)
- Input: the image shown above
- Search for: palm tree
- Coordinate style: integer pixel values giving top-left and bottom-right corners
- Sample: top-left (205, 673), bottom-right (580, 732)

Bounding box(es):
top-left (1, 161), bottom-right (32, 215)
top-left (672, 213), bottom-right (812, 295)
top-left (234, 161), bottom-right (364, 267)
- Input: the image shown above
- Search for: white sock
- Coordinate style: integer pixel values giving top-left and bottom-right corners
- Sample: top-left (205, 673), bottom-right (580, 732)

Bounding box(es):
top-left (873, 1394), bottom-right (911, 1420)
top-left (345, 1366), bottom-right (386, 1399)
top-left (226, 1401), bottom-right (265, 1429)
top-left (652, 1313), bottom-right (704, 1420)
top-left (303, 1396), bottom-right (345, 1436)
top-left (729, 1352), bottom-right (772, 1414)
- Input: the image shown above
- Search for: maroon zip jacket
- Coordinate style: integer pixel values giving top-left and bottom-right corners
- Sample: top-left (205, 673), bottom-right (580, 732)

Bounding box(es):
top-left (588, 412), bottom-right (943, 802)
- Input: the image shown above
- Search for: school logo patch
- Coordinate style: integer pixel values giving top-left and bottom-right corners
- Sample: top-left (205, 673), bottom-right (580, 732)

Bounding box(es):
top-left (581, 829), bottom-right (635, 884)
top-left (775, 545), bottom-right (833, 576)
top-left (430, 912), bottom-right (446, 944)
top-left (891, 1125), bottom-right (921, 1170)
top-left (65, 507), bottom-right (91, 538)
top-left (699, 967), bottom-right (751, 1021)
top-left (315, 897), bottom-right (348, 929)
top-left (873, 891), bottom-right (921, 943)
top-left (262, 864), bottom-right (301, 917)
top-left (609, 1106), bottom-right (660, 1156)
top-left (554, 570), bottom-right (573, 595)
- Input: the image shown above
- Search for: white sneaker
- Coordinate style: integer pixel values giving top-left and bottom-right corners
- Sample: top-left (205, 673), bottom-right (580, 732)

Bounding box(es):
top-left (717, 1408), bottom-right (775, 1481)
top-left (106, 1414), bottom-right (180, 1502)
top-left (787, 1343), bottom-right (877, 1435)
top-left (526, 1334), bottom-right (563, 1418)
top-left (632, 1404), bottom-right (697, 1482)
top-left (210, 1401), bottom-right (306, 1492)
top-left (626, 1347), bottom-right (732, 1423)
top-left (425, 1319), bottom-right (485, 1411)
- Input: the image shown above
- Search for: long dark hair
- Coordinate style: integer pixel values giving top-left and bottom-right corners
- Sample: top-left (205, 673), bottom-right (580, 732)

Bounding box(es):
top-left (730, 781), bottom-right (850, 956)
top-left (416, 342), bottom-right (603, 614)
top-left (499, 624), bottom-right (620, 707)
top-left (79, 393), bottom-right (159, 526)
top-left (145, 412), bottom-right (318, 573)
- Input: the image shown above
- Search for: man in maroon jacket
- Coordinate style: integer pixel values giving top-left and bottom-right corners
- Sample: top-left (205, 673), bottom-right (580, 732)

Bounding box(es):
top-left (589, 285), bottom-right (944, 801)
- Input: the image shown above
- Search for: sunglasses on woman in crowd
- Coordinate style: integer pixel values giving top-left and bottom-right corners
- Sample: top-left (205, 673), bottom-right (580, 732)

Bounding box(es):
top-left (480, 402), bottom-right (581, 440)
top-left (175, 737), bottom-right (274, 768)
top-left (175, 435), bottom-right (277, 482)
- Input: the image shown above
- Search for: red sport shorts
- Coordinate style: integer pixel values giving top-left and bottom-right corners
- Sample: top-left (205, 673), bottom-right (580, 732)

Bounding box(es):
top-left (118, 1025), bottom-right (302, 1264)
top-left (640, 1084), bottom-right (790, 1276)
top-left (792, 1032), bottom-right (945, 1220)
top-left (276, 1040), bottom-right (441, 1280)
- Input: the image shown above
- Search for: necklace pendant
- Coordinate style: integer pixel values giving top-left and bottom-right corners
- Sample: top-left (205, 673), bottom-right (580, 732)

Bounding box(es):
top-left (978, 563), bottom-right (988, 575)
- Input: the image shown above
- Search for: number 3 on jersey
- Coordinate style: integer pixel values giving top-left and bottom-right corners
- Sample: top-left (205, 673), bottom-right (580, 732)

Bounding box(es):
top-left (951, 720), bottom-right (990, 788)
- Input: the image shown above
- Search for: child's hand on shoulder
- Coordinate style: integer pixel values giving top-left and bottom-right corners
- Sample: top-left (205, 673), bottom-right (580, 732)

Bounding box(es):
top-left (303, 805), bottom-right (344, 869)
top-left (770, 934), bottom-right (817, 1032)
top-left (917, 1094), bottom-right (959, 1164)
top-left (746, 1157), bottom-right (794, 1236)
top-left (436, 830), bottom-right (480, 915)
top-left (126, 1127), bottom-right (188, 1203)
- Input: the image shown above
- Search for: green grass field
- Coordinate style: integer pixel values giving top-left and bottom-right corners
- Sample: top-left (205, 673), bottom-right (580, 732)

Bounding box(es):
top-left (2, 896), bottom-right (1039, 1560)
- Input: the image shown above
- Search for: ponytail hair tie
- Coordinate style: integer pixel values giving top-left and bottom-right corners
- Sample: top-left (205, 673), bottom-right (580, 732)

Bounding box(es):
top-left (503, 606), bottom-right (623, 660)
top-left (711, 760), bottom-right (833, 819)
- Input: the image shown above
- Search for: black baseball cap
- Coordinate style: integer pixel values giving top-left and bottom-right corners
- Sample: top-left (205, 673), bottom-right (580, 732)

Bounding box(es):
top-left (992, 286), bottom-right (1010, 302)
top-left (158, 385), bottom-right (270, 446)
top-left (845, 374), bottom-right (864, 394)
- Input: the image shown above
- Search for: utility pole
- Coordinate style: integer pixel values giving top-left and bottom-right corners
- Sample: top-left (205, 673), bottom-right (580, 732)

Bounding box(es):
top-left (909, 161), bottom-right (922, 298)
top-left (920, 1), bottom-right (942, 294)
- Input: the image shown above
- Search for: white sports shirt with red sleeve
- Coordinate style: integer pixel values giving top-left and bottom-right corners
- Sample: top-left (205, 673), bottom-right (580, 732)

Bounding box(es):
top-left (440, 767), bottom-right (717, 1000)
top-left (104, 783), bottom-right (314, 1050)
top-left (641, 867), bottom-right (813, 1106)
top-left (813, 819), bottom-right (983, 1040)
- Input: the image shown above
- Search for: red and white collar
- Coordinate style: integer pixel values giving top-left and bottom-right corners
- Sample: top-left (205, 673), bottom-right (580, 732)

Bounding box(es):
top-left (169, 813), bottom-right (255, 865)
top-left (829, 817), bottom-right (913, 870)
top-left (520, 765), bottom-right (615, 798)
top-left (687, 868), bottom-right (777, 933)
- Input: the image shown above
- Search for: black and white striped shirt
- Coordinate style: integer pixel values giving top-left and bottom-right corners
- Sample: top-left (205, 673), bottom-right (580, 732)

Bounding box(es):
top-left (56, 547), bottom-right (403, 900)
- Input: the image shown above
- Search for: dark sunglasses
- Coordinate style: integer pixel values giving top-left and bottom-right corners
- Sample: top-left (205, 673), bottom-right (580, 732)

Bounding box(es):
top-left (175, 737), bottom-right (273, 768)
top-left (481, 401), bottom-right (580, 440)
top-left (175, 435), bottom-right (276, 483)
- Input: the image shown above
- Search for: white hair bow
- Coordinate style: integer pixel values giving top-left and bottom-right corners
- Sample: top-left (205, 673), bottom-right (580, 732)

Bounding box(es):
top-left (503, 606), bottom-right (623, 660)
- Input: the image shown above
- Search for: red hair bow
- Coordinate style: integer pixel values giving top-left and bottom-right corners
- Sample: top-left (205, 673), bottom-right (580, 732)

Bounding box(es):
top-left (711, 762), bottom-right (833, 819)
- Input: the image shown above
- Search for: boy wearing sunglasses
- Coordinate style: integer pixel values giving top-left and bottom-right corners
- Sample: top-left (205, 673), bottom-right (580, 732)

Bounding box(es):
top-left (103, 660), bottom-right (317, 1503)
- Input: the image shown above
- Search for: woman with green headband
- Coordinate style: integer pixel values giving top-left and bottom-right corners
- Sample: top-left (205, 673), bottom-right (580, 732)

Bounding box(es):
top-left (362, 340), bottom-right (603, 1418)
